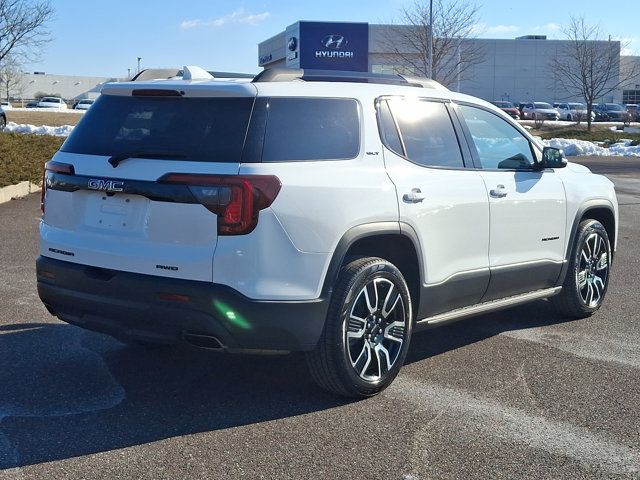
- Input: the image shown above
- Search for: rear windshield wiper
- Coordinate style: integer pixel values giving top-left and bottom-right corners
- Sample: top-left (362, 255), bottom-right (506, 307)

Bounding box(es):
top-left (108, 152), bottom-right (187, 168)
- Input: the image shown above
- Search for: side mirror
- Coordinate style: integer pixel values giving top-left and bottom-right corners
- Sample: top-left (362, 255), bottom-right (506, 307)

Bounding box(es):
top-left (540, 146), bottom-right (567, 169)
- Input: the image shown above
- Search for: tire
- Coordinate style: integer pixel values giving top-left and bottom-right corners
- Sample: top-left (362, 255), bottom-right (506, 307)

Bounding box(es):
top-left (552, 219), bottom-right (611, 318)
top-left (567, 114), bottom-right (572, 121)
top-left (306, 257), bottom-right (413, 398)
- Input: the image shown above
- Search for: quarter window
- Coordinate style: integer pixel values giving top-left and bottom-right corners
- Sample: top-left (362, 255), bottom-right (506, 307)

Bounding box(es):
top-left (262, 98), bottom-right (360, 162)
top-left (377, 100), bottom-right (403, 155)
top-left (458, 104), bottom-right (535, 170)
top-left (386, 98), bottom-right (464, 168)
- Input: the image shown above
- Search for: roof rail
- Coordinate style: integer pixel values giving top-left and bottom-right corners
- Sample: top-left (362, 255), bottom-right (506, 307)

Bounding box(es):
top-left (131, 68), bottom-right (181, 82)
top-left (252, 68), bottom-right (448, 90)
top-left (131, 67), bottom-right (255, 82)
top-left (399, 75), bottom-right (449, 91)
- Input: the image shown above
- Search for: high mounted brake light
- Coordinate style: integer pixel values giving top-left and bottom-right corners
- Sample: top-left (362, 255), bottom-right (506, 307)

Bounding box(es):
top-left (158, 173), bottom-right (281, 235)
top-left (41, 161), bottom-right (75, 213)
top-left (132, 89), bottom-right (184, 97)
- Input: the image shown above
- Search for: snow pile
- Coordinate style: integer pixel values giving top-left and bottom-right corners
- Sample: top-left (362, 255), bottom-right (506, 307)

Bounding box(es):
top-left (5, 122), bottom-right (74, 137)
top-left (543, 138), bottom-right (640, 157)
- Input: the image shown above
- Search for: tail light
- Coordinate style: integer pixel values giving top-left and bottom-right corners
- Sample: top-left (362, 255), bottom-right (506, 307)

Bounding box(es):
top-left (159, 173), bottom-right (281, 235)
top-left (41, 161), bottom-right (75, 213)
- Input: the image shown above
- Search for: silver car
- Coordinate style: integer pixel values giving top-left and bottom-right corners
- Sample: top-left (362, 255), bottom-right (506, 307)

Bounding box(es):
top-left (557, 103), bottom-right (596, 122)
top-left (522, 102), bottom-right (560, 121)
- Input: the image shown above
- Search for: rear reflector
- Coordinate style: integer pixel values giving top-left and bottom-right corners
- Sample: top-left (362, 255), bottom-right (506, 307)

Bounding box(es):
top-left (158, 293), bottom-right (190, 303)
top-left (158, 173), bottom-right (281, 235)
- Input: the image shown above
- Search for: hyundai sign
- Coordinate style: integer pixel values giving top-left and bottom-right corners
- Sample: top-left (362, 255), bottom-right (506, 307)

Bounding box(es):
top-left (299, 22), bottom-right (369, 72)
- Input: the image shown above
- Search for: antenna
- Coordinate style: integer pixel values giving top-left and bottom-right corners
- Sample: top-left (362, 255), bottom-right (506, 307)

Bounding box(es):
top-left (182, 66), bottom-right (214, 81)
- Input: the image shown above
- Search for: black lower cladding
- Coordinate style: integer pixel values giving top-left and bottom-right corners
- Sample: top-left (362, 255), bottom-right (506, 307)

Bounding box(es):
top-left (36, 256), bottom-right (328, 351)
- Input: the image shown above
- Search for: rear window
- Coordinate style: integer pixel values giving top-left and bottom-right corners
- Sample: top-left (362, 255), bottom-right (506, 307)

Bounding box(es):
top-left (62, 95), bottom-right (254, 162)
top-left (261, 98), bottom-right (360, 162)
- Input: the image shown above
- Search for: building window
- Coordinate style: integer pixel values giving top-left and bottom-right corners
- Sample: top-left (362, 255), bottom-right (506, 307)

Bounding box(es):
top-left (623, 90), bottom-right (640, 104)
top-left (371, 64), bottom-right (416, 76)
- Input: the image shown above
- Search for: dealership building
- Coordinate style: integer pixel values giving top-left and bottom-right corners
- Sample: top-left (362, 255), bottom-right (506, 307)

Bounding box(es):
top-left (258, 21), bottom-right (639, 104)
top-left (4, 72), bottom-right (117, 103)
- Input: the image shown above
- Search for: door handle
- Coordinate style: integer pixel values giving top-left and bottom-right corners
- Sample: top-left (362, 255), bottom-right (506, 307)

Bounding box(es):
top-left (489, 185), bottom-right (509, 198)
top-left (403, 188), bottom-right (425, 203)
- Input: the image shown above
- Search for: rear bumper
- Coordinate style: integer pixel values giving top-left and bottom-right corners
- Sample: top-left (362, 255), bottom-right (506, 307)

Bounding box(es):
top-left (36, 256), bottom-right (328, 352)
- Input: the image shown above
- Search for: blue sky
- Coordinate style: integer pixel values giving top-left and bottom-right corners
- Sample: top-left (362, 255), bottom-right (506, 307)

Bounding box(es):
top-left (27, 0), bottom-right (639, 77)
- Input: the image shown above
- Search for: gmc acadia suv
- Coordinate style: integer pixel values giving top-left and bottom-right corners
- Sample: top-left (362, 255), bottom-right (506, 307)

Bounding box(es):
top-left (37, 67), bottom-right (618, 398)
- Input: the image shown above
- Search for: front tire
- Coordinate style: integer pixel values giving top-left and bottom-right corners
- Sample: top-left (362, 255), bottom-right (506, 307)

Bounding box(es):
top-left (552, 220), bottom-right (611, 318)
top-left (306, 257), bottom-right (413, 398)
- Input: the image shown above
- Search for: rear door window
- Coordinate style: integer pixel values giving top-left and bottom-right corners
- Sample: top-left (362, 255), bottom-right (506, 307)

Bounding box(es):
top-left (261, 98), bottom-right (360, 162)
top-left (62, 94), bottom-right (255, 163)
top-left (385, 98), bottom-right (465, 168)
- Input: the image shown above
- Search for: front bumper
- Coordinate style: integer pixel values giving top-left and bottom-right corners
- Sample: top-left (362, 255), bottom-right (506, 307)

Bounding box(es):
top-left (36, 256), bottom-right (328, 351)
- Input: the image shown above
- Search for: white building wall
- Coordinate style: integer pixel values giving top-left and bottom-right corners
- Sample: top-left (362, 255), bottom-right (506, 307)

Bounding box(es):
top-left (621, 56), bottom-right (640, 104)
top-left (9, 73), bottom-right (116, 101)
top-left (257, 23), bottom-right (627, 104)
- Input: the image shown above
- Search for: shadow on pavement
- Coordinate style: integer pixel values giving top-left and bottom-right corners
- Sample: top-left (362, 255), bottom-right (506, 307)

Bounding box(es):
top-left (405, 299), bottom-right (577, 364)
top-left (0, 322), bottom-right (348, 469)
top-left (0, 299), bottom-right (576, 469)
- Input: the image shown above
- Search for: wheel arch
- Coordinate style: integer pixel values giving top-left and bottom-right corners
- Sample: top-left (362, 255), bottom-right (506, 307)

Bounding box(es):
top-left (557, 201), bottom-right (616, 285)
top-left (321, 222), bottom-right (423, 317)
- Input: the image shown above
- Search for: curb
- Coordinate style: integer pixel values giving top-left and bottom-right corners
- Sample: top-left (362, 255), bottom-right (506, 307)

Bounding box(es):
top-left (0, 181), bottom-right (41, 205)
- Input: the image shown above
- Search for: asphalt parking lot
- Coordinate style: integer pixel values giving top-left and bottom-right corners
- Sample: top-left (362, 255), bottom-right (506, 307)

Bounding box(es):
top-left (0, 157), bottom-right (639, 479)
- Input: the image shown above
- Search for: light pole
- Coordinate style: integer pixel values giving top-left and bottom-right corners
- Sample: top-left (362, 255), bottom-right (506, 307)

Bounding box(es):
top-left (428, 0), bottom-right (433, 79)
top-left (137, 57), bottom-right (142, 74)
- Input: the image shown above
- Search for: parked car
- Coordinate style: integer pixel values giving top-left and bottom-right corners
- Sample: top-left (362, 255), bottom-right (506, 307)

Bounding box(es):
top-left (37, 67), bottom-right (618, 398)
top-left (625, 104), bottom-right (639, 122)
top-left (36, 97), bottom-right (68, 110)
top-left (593, 103), bottom-right (630, 122)
top-left (491, 101), bottom-right (520, 119)
top-left (25, 100), bottom-right (39, 108)
top-left (1, 101), bottom-right (13, 110)
top-left (73, 99), bottom-right (95, 110)
top-left (557, 103), bottom-right (596, 122)
top-left (522, 102), bottom-right (560, 120)
top-left (517, 101), bottom-right (528, 118)
top-left (0, 106), bottom-right (6, 131)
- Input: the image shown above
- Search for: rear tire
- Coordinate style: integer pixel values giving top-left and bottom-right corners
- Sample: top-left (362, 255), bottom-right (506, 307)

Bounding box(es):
top-left (552, 220), bottom-right (611, 318)
top-left (306, 257), bottom-right (413, 398)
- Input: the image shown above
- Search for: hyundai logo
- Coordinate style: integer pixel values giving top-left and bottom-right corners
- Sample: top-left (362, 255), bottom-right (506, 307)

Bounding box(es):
top-left (321, 34), bottom-right (347, 49)
top-left (287, 36), bottom-right (298, 51)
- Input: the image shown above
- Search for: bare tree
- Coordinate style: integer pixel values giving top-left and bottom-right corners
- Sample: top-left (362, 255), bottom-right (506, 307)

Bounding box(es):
top-left (380, 0), bottom-right (486, 87)
top-left (0, 0), bottom-right (53, 65)
top-left (0, 55), bottom-right (23, 101)
top-left (549, 17), bottom-right (639, 131)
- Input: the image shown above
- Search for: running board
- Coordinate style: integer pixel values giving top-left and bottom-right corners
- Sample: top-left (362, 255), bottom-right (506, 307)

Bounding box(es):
top-left (417, 287), bottom-right (562, 327)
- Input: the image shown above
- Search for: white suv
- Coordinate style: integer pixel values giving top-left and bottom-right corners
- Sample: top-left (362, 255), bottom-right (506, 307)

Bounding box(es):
top-left (36, 96), bottom-right (68, 110)
top-left (37, 67), bottom-right (618, 398)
